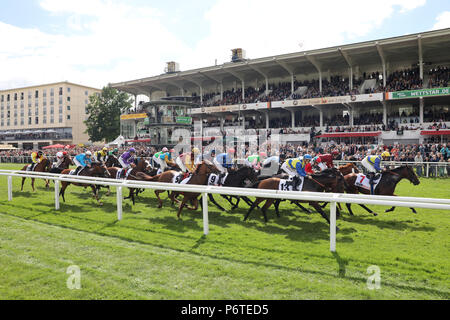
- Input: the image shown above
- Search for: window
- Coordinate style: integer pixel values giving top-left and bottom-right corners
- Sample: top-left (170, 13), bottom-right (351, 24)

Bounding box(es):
top-left (35, 90), bottom-right (39, 98)
top-left (50, 88), bottom-right (54, 96)
top-left (67, 87), bottom-right (71, 93)
top-left (21, 92), bottom-right (24, 100)
top-left (35, 117), bottom-right (39, 124)
top-left (20, 118), bottom-right (24, 125)
top-left (7, 111), bottom-right (10, 118)
top-left (7, 119), bottom-right (10, 126)
top-left (43, 117), bottom-right (47, 124)
top-left (14, 119), bottom-right (17, 126)
top-left (7, 94), bottom-right (10, 102)
top-left (59, 105), bottom-right (63, 113)
top-left (28, 117), bottom-right (32, 125)
top-left (35, 107), bottom-right (38, 115)
top-left (50, 107), bottom-right (54, 115)
top-left (43, 89), bottom-right (47, 97)
top-left (50, 116), bottom-right (54, 124)
top-left (67, 115), bottom-right (71, 120)
top-left (0, 95), bottom-right (3, 102)
top-left (28, 109), bottom-right (32, 116)
top-left (59, 97), bottom-right (63, 104)
top-left (67, 105), bottom-right (70, 111)
top-left (59, 115), bottom-right (63, 123)
top-left (85, 90), bottom-right (88, 96)
top-left (14, 93), bottom-right (17, 101)
top-left (59, 87), bottom-right (63, 95)
top-left (67, 96), bottom-right (70, 102)
top-left (1, 112), bottom-right (3, 118)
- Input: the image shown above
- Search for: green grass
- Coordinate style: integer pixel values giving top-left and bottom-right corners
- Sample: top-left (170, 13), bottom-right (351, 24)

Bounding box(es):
top-left (0, 163), bottom-right (449, 299)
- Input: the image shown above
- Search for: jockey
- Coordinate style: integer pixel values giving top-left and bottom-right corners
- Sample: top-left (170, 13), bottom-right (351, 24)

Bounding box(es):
top-left (244, 152), bottom-right (267, 171)
top-left (261, 154), bottom-right (280, 176)
top-left (152, 147), bottom-right (168, 168)
top-left (29, 150), bottom-right (45, 171)
top-left (281, 154), bottom-right (312, 178)
top-left (200, 149), bottom-right (216, 163)
top-left (52, 151), bottom-right (64, 169)
top-left (213, 148), bottom-right (235, 174)
top-left (119, 148), bottom-right (137, 170)
top-left (93, 147), bottom-right (108, 163)
top-left (107, 148), bottom-right (119, 159)
top-left (157, 149), bottom-right (175, 174)
top-left (73, 151), bottom-right (92, 175)
top-left (361, 151), bottom-right (390, 194)
top-left (176, 147), bottom-right (201, 174)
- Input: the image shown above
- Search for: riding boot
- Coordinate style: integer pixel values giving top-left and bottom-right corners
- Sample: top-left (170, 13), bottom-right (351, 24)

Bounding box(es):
top-left (74, 166), bottom-right (82, 175)
top-left (368, 172), bottom-right (376, 195)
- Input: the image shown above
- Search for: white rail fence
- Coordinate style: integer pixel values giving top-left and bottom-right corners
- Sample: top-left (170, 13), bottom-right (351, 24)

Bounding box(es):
top-left (1, 169), bottom-right (450, 252)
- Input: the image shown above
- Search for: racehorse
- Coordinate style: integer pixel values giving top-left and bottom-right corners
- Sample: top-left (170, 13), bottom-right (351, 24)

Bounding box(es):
top-left (338, 162), bottom-right (359, 175)
top-left (105, 155), bottom-right (121, 168)
top-left (49, 155), bottom-right (74, 173)
top-left (20, 158), bottom-right (52, 191)
top-left (344, 165), bottom-right (420, 215)
top-left (59, 162), bottom-right (111, 205)
top-left (105, 159), bottom-right (154, 204)
top-left (244, 168), bottom-right (345, 227)
top-left (207, 166), bottom-right (259, 211)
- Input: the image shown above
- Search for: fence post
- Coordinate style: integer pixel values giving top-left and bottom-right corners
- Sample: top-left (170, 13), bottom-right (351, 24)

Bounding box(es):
top-left (202, 192), bottom-right (209, 235)
top-left (54, 179), bottom-right (60, 210)
top-left (7, 176), bottom-right (12, 201)
top-left (426, 163), bottom-right (429, 178)
top-left (117, 186), bottom-right (123, 221)
top-left (330, 198), bottom-right (337, 252)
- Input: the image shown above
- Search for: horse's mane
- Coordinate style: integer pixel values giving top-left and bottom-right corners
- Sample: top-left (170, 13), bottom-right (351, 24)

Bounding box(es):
top-left (390, 165), bottom-right (409, 172)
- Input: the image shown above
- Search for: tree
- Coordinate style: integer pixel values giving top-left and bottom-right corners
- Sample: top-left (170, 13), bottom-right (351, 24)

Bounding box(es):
top-left (84, 86), bottom-right (133, 143)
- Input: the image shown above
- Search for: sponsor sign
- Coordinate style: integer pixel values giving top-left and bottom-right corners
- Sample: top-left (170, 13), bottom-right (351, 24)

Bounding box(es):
top-left (120, 113), bottom-right (147, 120)
top-left (386, 87), bottom-right (450, 100)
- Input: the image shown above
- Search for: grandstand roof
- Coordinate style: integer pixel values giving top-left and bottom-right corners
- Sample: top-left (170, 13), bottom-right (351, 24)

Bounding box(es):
top-left (111, 28), bottom-right (450, 96)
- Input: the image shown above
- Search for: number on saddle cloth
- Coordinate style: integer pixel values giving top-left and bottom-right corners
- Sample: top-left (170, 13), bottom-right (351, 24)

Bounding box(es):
top-left (355, 173), bottom-right (381, 190)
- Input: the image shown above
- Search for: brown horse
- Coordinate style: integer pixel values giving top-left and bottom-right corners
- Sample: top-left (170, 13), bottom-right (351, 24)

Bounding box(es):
top-left (244, 168), bottom-right (345, 227)
top-left (105, 159), bottom-right (155, 202)
top-left (338, 163), bottom-right (359, 175)
top-left (344, 165), bottom-right (420, 216)
top-left (49, 155), bottom-right (74, 173)
top-left (59, 162), bottom-right (111, 205)
top-left (20, 158), bottom-right (52, 191)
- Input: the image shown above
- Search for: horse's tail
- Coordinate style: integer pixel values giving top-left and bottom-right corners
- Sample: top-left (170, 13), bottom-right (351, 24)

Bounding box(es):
top-left (136, 172), bottom-right (160, 181)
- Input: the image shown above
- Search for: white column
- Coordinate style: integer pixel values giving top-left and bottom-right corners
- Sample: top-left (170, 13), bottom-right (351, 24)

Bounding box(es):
top-left (291, 74), bottom-right (294, 95)
top-left (265, 77), bottom-right (269, 95)
top-left (242, 80), bottom-right (245, 101)
top-left (382, 63), bottom-right (386, 87)
top-left (319, 109), bottom-right (323, 128)
top-left (117, 186), bottom-right (123, 221)
top-left (349, 67), bottom-right (353, 90)
top-left (202, 192), bottom-right (209, 235)
top-left (265, 112), bottom-right (269, 129)
top-left (420, 98), bottom-right (424, 124)
top-left (55, 179), bottom-right (60, 210)
top-left (330, 200), bottom-right (337, 252)
top-left (319, 72), bottom-right (322, 93)
top-left (220, 83), bottom-right (223, 100)
top-left (220, 116), bottom-right (224, 131)
top-left (200, 86), bottom-right (203, 104)
top-left (383, 102), bottom-right (387, 125)
top-left (290, 109), bottom-right (295, 128)
top-left (8, 176), bottom-right (12, 201)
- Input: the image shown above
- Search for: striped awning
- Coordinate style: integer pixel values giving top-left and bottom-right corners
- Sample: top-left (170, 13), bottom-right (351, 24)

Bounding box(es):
top-left (316, 131), bottom-right (382, 138)
top-left (420, 129), bottom-right (450, 136)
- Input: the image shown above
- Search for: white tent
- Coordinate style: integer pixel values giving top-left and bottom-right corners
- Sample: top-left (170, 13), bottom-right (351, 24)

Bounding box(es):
top-left (106, 135), bottom-right (125, 147)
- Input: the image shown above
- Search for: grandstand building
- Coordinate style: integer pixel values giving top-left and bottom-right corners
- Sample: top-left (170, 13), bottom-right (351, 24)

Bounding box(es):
top-left (112, 28), bottom-right (450, 146)
top-left (0, 82), bottom-right (100, 149)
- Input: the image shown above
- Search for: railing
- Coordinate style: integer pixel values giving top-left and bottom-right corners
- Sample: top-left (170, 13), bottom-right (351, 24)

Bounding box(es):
top-left (333, 160), bottom-right (450, 178)
top-left (1, 169), bottom-right (449, 253)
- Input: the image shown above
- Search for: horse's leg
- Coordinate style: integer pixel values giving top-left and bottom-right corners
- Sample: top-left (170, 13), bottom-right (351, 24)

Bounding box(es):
top-left (261, 199), bottom-right (275, 222)
top-left (155, 190), bottom-right (164, 208)
top-left (59, 183), bottom-right (68, 202)
top-left (309, 201), bottom-right (333, 227)
top-left (187, 197), bottom-right (199, 211)
top-left (274, 199), bottom-right (281, 218)
top-left (244, 198), bottom-right (263, 221)
top-left (130, 188), bottom-right (135, 205)
top-left (91, 185), bottom-right (103, 205)
top-left (346, 203), bottom-right (355, 216)
top-left (292, 201), bottom-right (312, 214)
top-left (360, 204), bottom-right (378, 216)
top-left (21, 177), bottom-right (26, 191)
top-left (177, 197), bottom-right (188, 219)
top-left (209, 194), bottom-right (225, 211)
top-left (31, 178), bottom-right (35, 192)
top-left (241, 196), bottom-right (255, 207)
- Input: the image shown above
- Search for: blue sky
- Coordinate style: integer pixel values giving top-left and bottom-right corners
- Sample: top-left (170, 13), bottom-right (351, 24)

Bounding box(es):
top-left (0, 0), bottom-right (449, 90)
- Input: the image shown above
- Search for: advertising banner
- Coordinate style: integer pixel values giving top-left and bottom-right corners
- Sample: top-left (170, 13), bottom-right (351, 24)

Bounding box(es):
top-left (386, 87), bottom-right (450, 100)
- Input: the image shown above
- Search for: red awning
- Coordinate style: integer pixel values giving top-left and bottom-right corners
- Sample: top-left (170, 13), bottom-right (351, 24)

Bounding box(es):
top-left (316, 131), bottom-right (382, 138)
top-left (126, 139), bottom-right (151, 143)
top-left (42, 144), bottom-right (66, 149)
top-left (420, 129), bottom-right (450, 136)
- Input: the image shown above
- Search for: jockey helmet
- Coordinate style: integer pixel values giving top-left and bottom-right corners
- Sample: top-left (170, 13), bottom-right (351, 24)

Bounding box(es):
top-left (332, 150), bottom-right (339, 156)
top-left (63, 151), bottom-right (68, 156)
top-left (192, 147), bottom-right (200, 154)
top-left (85, 151), bottom-right (92, 156)
top-left (113, 148), bottom-right (118, 153)
top-left (303, 154), bottom-right (312, 161)
top-left (259, 152), bottom-right (267, 158)
top-left (210, 149), bottom-right (216, 155)
top-left (381, 151), bottom-right (390, 158)
top-left (102, 147), bottom-right (108, 152)
top-left (228, 148), bottom-right (235, 154)
top-left (56, 152), bottom-right (63, 158)
top-left (162, 147), bottom-right (168, 152)
top-left (129, 148), bottom-right (136, 153)
top-left (37, 151), bottom-right (43, 156)
top-left (169, 149), bottom-right (175, 153)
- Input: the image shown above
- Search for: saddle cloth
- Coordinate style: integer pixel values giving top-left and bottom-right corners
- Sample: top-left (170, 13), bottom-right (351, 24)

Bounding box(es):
top-left (172, 172), bottom-right (192, 184)
top-left (355, 173), bottom-right (381, 190)
top-left (26, 165), bottom-right (34, 171)
top-left (69, 169), bottom-right (77, 175)
top-left (279, 176), bottom-right (304, 191)
top-left (116, 168), bottom-right (131, 179)
top-left (208, 173), bottom-right (228, 186)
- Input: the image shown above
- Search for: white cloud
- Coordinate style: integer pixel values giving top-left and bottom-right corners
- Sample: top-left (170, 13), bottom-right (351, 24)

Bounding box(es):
top-left (0, 0), bottom-right (428, 90)
top-left (432, 11), bottom-right (450, 30)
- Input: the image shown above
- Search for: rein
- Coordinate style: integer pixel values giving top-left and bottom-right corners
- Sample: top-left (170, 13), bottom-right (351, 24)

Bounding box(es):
top-left (309, 176), bottom-right (331, 191)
